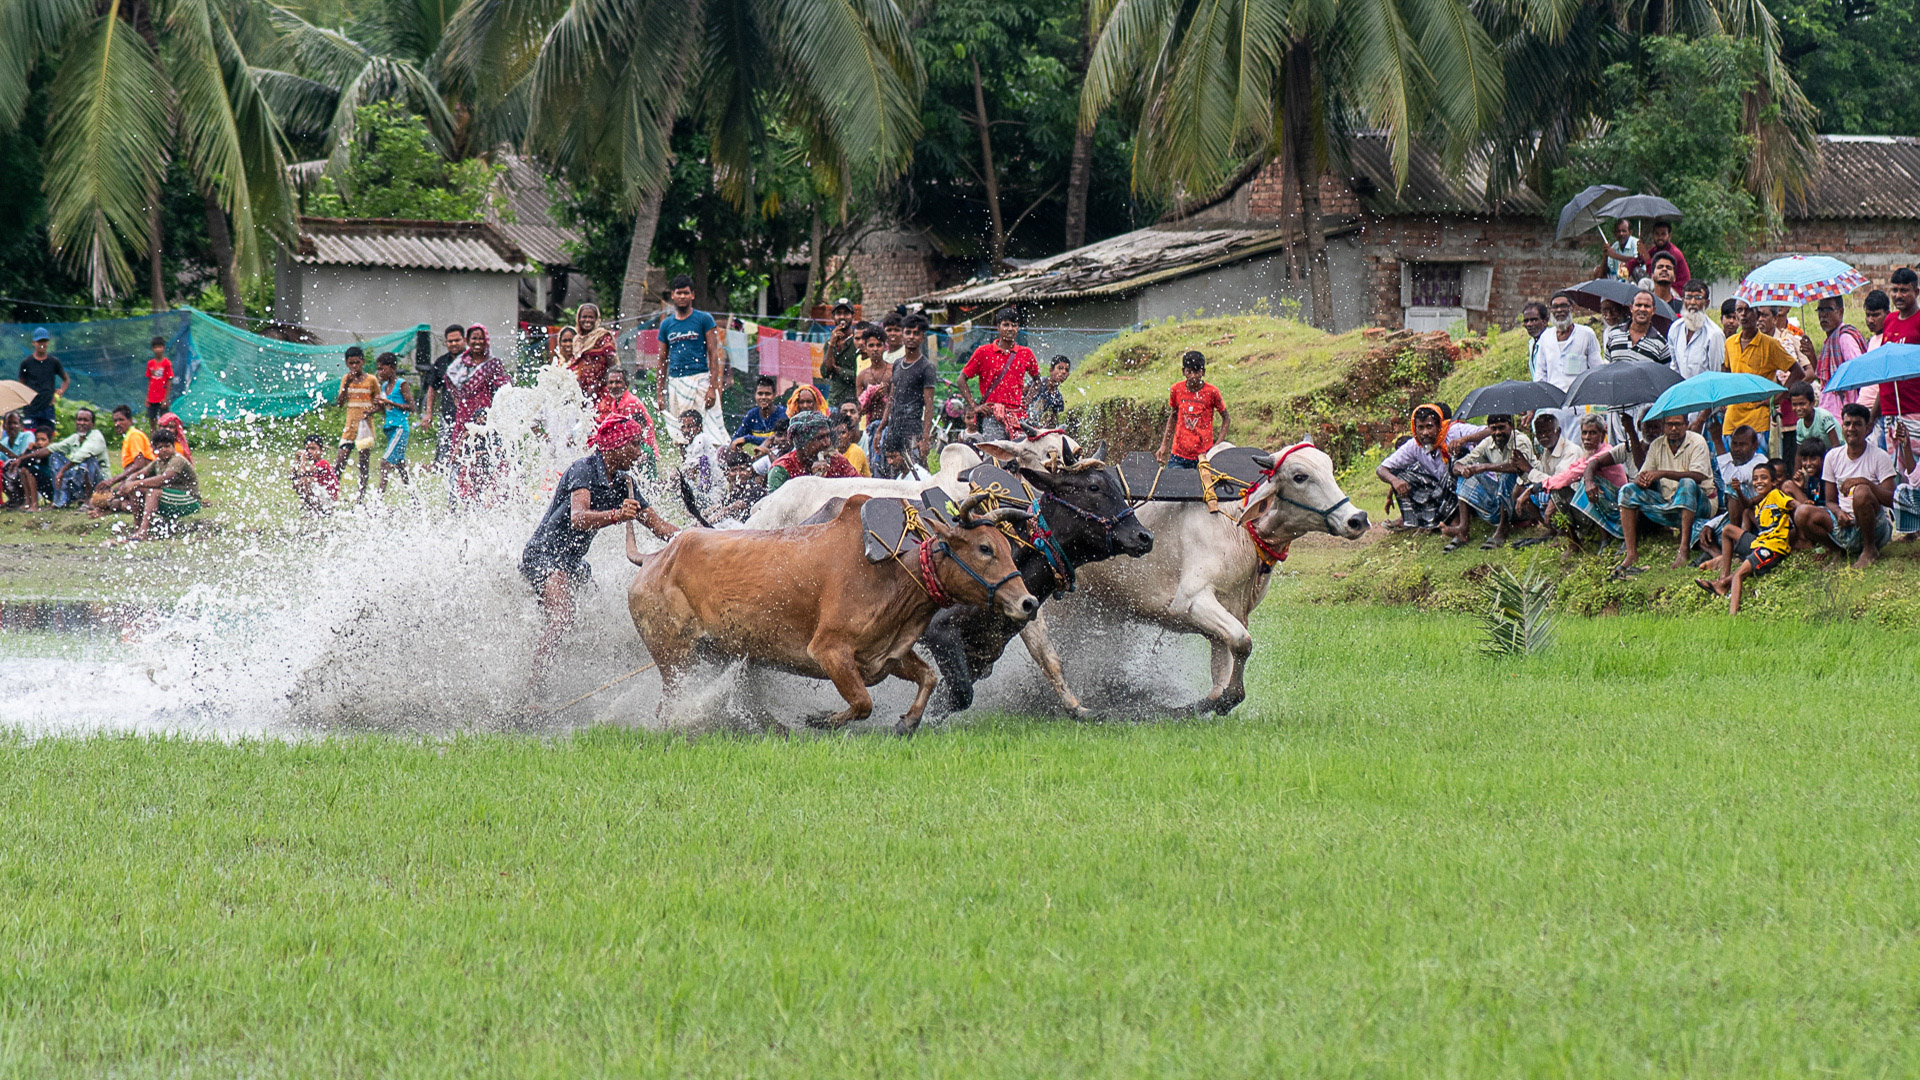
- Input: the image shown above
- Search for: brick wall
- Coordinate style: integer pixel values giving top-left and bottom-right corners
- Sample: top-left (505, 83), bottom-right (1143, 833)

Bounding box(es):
top-left (841, 229), bottom-right (946, 310)
top-left (1242, 159), bottom-right (1362, 221)
top-left (1355, 214), bottom-right (1920, 330)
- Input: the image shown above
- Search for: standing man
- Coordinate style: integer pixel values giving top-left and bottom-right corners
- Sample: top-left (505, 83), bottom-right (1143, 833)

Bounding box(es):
top-left (1874, 267), bottom-right (1920, 444)
top-left (144, 336), bottom-right (174, 428)
top-left (1603, 290), bottom-right (1673, 365)
top-left (1522, 302), bottom-right (1576, 436)
top-left (959, 308), bottom-right (1039, 440)
top-left (881, 313), bottom-right (938, 477)
top-left (419, 324), bottom-right (465, 471)
top-left (880, 312), bottom-right (905, 363)
top-left (821, 300), bottom-right (860, 407)
top-left (1667, 279), bottom-right (1725, 439)
top-left (853, 324), bottom-right (892, 404)
top-left (18, 328), bottom-right (68, 431)
top-left (1626, 220), bottom-right (1691, 291)
top-left (1724, 299), bottom-right (1806, 454)
top-left (1646, 251), bottom-right (1681, 310)
top-left (656, 274), bottom-right (724, 443)
top-left (1539, 294), bottom-right (1602, 393)
top-left (1811, 294), bottom-right (1866, 416)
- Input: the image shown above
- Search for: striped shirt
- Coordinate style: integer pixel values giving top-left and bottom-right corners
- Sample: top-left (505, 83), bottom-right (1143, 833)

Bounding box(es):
top-left (1603, 324), bottom-right (1673, 365)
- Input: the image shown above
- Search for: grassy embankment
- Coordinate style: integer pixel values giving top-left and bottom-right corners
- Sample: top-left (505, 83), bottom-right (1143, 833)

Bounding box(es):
top-left (1069, 313), bottom-right (1920, 622)
top-left (6, 601), bottom-right (1920, 1077)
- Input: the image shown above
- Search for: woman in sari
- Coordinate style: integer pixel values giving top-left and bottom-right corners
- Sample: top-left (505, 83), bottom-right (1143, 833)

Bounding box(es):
top-left (570, 304), bottom-right (616, 403)
top-left (156, 412), bottom-right (191, 461)
top-left (447, 324), bottom-right (510, 502)
top-left (785, 382), bottom-right (828, 418)
top-left (1376, 404), bottom-right (1458, 534)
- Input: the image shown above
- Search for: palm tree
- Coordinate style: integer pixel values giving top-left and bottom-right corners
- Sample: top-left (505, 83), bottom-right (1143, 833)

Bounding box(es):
top-left (442, 0), bottom-right (921, 319)
top-left (0, 0), bottom-right (297, 306)
top-left (1082, 0), bottom-right (1504, 329)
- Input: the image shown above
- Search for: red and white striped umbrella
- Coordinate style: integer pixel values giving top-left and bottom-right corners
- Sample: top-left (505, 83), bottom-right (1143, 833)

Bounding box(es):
top-left (1735, 255), bottom-right (1869, 306)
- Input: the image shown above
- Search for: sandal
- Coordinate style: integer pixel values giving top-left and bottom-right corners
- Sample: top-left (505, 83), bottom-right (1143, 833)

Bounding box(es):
top-left (1442, 537), bottom-right (1469, 554)
top-left (1694, 578), bottom-right (1719, 597)
top-left (1480, 535), bottom-right (1508, 550)
top-left (1511, 536), bottom-right (1552, 548)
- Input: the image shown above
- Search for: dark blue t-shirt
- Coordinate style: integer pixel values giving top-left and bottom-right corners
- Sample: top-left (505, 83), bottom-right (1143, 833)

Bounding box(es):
top-left (658, 309), bottom-right (718, 378)
top-left (520, 453), bottom-right (647, 580)
top-left (732, 405), bottom-right (788, 446)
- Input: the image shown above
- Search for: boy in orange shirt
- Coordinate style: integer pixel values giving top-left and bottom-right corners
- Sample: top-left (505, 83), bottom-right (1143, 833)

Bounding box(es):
top-left (1157, 351), bottom-right (1231, 468)
top-left (334, 346), bottom-right (381, 499)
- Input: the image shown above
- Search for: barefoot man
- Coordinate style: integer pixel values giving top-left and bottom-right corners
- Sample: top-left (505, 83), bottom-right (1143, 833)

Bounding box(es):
top-left (521, 415), bottom-right (680, 682)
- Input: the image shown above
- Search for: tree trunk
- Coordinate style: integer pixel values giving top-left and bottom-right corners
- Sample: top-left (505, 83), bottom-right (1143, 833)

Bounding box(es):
top-left (807, 202), bottom-right (826, 308)
top-left (1283, 40), bottom-right (1331, 330)
top-left (1063, 14), bottom-right (1097, 251)
top-left (148, 196), bottom-right (166, 311)
top-left (201, 186), bottom-right (241, 321)
top-left (619, 183), bottom-right (666, 321)
top-left (691, 248), bottom-right (712, 312)
top-left (970, 55), bottom-right (1007, 270)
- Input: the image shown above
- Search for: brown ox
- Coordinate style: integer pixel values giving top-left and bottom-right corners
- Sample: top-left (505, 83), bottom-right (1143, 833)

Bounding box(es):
top-left (625, 494), bottom-right (1039, 733)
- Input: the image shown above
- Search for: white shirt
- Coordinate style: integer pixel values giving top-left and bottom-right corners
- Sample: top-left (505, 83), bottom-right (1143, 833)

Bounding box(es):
top-left (1536, 324), bottom-right (1602, 391)
top-left (1529, 434), bottom-right (1580, 484)
top-left (1823, 443), bottom-right (1898, 518)
top-left (1716, 451), bottom-right (1761, 503)
top-left (1667, 318), bottom-right (1727, 381)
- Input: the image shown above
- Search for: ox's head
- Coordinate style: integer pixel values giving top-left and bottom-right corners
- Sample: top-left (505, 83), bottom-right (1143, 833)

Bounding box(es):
top-left (933, 493), bottom-right (1041, 622)
top-left (1018, 455), bottom-right (1153, 560)
top-left (1240, 443), bottom-right (1369, 547)
top-left (972, 430), bottom-right (1080, 472)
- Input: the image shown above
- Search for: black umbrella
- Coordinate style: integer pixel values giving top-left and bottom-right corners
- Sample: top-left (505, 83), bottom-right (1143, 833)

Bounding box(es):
top-left (1558, 278), bottom-right (1679, 329)
top-left (1596, 194), bottom-right (1683, 223)
top-left (1562, 361), bottom-right (1684, 409)
top-left (1456, 380), bottom-right (1567, 419)
top-left (1555, 184), bottom-right (1630, 241)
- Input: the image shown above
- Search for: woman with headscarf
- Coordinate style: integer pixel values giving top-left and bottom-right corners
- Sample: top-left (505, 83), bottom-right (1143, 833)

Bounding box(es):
top-left (553, 325), bottom-right (577, 371)
top-left (570, 304), bottom-right (616, 404)
top-left (1376, 404), bottom-right (1458, 535)
top-left (445, 324), bottom-right (509, 502)
top-left (156, 412), bottom-right (191, 461)
top-left (785, 382), bottom-right (829, 418)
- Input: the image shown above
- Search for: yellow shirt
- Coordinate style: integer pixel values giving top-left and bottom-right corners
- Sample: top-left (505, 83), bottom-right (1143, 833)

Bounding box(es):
top-left (340, 373), bottom-right (381, 437)
top-left (1723, 332), bottom-right (1795, 434)
top-left (1751, 487), bottom-right (1794, 554)
top-left (120, 427), bottom-right (154, 470)
top-left (844, 442), bottom-right (870, 476)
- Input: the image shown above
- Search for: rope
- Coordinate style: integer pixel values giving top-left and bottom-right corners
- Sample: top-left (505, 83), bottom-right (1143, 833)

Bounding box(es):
top-left (530, 660), bottom-right (659, 717)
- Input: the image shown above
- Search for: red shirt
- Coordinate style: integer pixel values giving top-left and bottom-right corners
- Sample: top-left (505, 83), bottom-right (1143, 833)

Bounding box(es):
top-left (961, 341), bottom-right (1039, 411)
top-left (146, 356), bottom-right (173, 404)
top-left (1880, 309), bottom-right (1920, 415)
top-left (1168, 381), bottom-right (1226, 460)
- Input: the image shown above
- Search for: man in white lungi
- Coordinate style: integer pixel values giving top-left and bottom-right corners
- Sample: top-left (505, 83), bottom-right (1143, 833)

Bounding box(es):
top-left (654, 274), bottom-right (726, 444)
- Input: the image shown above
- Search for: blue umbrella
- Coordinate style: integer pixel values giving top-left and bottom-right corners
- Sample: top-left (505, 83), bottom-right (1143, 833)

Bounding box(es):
top-left (1822, 343), bottom-right (1920, 394)
top-left (1642, 372), bottom-right (1784, 421)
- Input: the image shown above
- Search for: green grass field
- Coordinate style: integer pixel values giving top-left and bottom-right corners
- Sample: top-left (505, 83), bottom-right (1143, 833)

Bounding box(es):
top-left (8, 601), bottom-right (1920, 1077)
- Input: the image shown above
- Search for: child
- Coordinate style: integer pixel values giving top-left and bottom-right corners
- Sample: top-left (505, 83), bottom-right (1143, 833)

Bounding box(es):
top-left (373, 352), bottom-right (414, 493)
top-left (293, 433), bottom-right (340, 514)
top-left (731, 375), bottom-right (788, 449)
top-left (1157, 351), bottom-right (1230, 468)
top-left (716, 449), bottom-right (768, 521)
top-left (1697, 459), bottom-right (1794, 615)
top-left (119, 429), bottom-right (203, 542)
top-left (832, 413), bottom-right (870, 476)
top-left (145, 336), bottom-right (173, 428)
top-left (333, 346), bottom-right (380, 499)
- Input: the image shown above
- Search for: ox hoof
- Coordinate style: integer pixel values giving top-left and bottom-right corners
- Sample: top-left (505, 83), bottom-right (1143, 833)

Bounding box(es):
top-left (893, 716), bottom-right (924, 737)
top-left (1210, 694), bottom-right (1245, 715)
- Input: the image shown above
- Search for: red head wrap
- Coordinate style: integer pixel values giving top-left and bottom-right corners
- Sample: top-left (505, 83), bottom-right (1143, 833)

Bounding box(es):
top-left (590, 414), bottom-right (645, 451)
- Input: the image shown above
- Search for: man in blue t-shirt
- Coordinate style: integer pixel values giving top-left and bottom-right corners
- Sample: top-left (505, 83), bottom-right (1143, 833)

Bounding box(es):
top-left (655, 274), bottom-right (724, 444)
top-left (730, 375), bottom-right (788, 450)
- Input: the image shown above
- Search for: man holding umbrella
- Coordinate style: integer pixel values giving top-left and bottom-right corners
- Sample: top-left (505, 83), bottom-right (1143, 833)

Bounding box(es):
top-left (1724, 299), bottom-right (1805, 453)
top-left (1875, 268), bottom-right (1920, 447)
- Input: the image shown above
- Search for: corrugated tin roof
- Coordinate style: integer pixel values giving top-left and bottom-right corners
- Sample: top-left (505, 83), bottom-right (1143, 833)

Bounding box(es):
top-left (920, 226), bottom-right (1305, 304)
top-left (1790, 136), bottom-right (1920, 219)
top-left (1344, 133), bottom-right (1547, 217)
top-left (292, 218), bottom-right (536, 274)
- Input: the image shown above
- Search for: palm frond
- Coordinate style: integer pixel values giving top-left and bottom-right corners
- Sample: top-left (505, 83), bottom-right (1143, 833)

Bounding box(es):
top-left (43, 8), bottom-right (171, 298)
top-left (0, 0), bottom-right (94, 127)
top-left (1480, 566), bottom-right (1556, 655)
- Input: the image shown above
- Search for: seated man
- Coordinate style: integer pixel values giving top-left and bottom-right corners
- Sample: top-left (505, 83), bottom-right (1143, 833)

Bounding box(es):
top-left (1617, 413), bottom-right (1716, 572)
top-left (90, 405), bottom-right (157, 517)
top-left (1697, 425), bottom-right (1762, 553)
top-left (1, 412), bottom-right (43, 510)
top-left (680, 408), bottom-right (729, 493)
top-left (118, 429), bottom-right (204, 542)
top-left (1450, 412), bottom-right (1538, 550)
top-left (765, 411), bottom-right (858, 491)
top-left (1376, 404), bottom-right (1457, 535)
top-left (1541, 415), bottom-right (1618, 550)
top-left (46, 408), bottom-right (109, 508)
top-left (730, 375), bottom-right (788, 450)
top-left (1893, 418), bottom-right (1920, 538)
top-left (714, 449), bottom-right (768, 522)
top-left (1511, 411), bottom-right (1579, 544)
top-left (1796, 403), bottom-right (1897, 568)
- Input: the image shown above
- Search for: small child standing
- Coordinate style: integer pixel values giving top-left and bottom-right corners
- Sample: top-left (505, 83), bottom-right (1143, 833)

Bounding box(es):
top-left (1157, 351), bottom-right (1231, 468)
top-left (1697, 459), bottom-right (1794, 614)
top-left (145, 336), bottom-right (174, 428)
top-left (373, 352), bottom-right (414, 493)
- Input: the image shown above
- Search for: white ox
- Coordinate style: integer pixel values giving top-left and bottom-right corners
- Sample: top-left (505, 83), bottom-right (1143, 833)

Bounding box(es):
top-left (740, 432), bottom-right (1081, 529)
top-left (1056, 442), bottom-right (1369, 713)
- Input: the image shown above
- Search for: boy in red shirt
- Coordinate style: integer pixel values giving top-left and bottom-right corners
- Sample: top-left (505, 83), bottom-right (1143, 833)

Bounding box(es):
top-left (1158, 351), bottom-right (1230, 468)
top-left (145, 336), bottom-right (173, 428)
top-left (960, 307), bottom-right (1039, 440)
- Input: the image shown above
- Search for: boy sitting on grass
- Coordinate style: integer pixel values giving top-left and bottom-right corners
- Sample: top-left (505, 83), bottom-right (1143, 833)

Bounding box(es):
top-left (115, 430), bottom-right (204, 542)
top-left (1697, 459), bottom-right (1794, 615)
top-left (292, 433), bottom-right (339, 514)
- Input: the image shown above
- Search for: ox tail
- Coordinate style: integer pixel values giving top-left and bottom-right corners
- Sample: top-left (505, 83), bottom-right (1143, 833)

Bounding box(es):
top-left (625, 521), bottom-right (648, 566)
